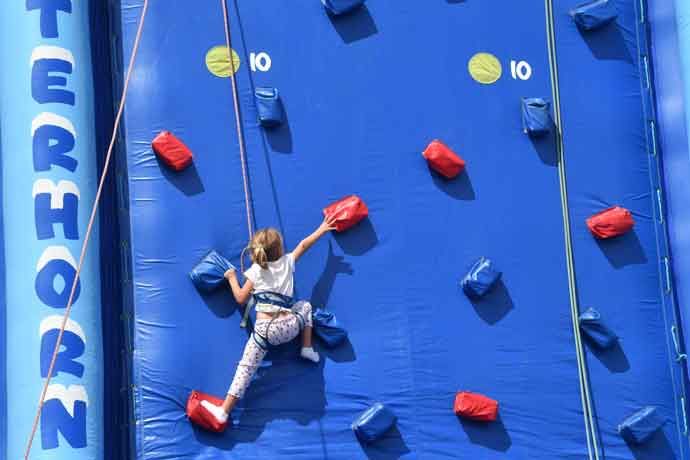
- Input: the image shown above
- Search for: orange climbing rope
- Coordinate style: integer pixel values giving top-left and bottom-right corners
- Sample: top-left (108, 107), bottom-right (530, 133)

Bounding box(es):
top-left (23, 1), bottom-right (150, 458)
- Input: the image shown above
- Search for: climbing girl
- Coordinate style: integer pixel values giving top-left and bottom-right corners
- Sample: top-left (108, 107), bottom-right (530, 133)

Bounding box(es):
top-left (201, 216), bottom-right (337, 424)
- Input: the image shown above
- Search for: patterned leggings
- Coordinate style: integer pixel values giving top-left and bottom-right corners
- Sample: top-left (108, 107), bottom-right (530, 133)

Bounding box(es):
top-left (228, 301), bottom-right (313, 399)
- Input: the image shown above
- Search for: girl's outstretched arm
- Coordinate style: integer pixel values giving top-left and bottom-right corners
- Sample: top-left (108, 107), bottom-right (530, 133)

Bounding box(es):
top-left (225, 269), bottom-right (253, 305)
top-left (292, 215), bottom-right (337, 262)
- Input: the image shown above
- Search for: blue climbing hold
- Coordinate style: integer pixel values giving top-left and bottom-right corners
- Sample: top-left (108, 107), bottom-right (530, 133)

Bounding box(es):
top-left (461, 257), bottom-right (502, 299)
top-left (189, 250), bottom-right (235, 292)
top-left (352, 402), bottom-right (397, 444)
top-left (570, 0), bottom-right (618, 31)
top-left (521, 98), bottom-right (553, 137)
top-left (322, 0), bottom-right (365, 16)
top-left (618, 406), bottom-right (665, 445)
top-left (313, 309), bottom-right (348, 348)
top-left (255, 87), bottom-right (285, 127)
top-left (579, 308), bottom-right (618, 349)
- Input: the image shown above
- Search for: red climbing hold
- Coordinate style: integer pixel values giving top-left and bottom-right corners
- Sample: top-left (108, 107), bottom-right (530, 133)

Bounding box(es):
top-left (423, 140), bottom-right (466, 179)
top-left (186, 390), bottom-right (228, 433)
top-left (586, 206), bottom-right (635, 239)
top-left (323, 195), bottom-right (369, 232)
top-left (152, 131), bottom-right (193, 171)
top-left (454, 391), bottom-right (499, 422)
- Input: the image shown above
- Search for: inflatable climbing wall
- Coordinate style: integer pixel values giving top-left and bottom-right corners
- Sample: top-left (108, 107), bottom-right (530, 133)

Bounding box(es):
top-left (3, 0), bottom-right (690, 459)
top-left (106, 0), bottom-right (690, 458)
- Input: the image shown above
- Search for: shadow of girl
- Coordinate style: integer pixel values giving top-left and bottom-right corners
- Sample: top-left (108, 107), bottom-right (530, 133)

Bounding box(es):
top-left (311, 240), bottom-right (354, 308)
top-left (233, 356), bottom-right (327, 441)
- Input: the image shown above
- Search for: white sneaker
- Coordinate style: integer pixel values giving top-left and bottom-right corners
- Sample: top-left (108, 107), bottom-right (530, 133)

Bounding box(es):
top-left (200, 400), bottom-right (228, 424)
top-left (300, 347), bottom-right (320, 363)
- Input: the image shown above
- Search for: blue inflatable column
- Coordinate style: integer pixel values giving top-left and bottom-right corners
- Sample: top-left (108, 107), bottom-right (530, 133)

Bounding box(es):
top-left (662, 0), bottom-right (690, 377)
top-left (0, 1), bottom-right (104, 459)
top-left (676, 2), bottom-right (690, 120)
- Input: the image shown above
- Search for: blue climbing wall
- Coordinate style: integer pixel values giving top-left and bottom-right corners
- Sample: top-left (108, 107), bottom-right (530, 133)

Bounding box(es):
top-left (553, 1), bottom-right (688, 458)
top-left (111, 1), bottom-right (689, 459)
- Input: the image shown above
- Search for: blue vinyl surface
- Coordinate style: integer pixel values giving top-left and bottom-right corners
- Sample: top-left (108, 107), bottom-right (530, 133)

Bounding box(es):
top-left (0, 107), bottom-right (5, 460)
top-left (553, 0), bottom-right (687, 458)
top-left (112, 1), bottom-right (689, 458)
top-left (650, 0), bottom-right (690, 384)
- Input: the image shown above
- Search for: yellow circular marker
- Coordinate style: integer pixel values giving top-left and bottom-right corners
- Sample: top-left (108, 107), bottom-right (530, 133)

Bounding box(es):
top-left (468, 52), bottom-right (502, 84)
top-left (205, 45), bottom-right (241, 77)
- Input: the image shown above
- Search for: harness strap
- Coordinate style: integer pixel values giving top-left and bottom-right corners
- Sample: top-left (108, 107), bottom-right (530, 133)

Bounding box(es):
top-left (252, 332), bottom-right (270, 352)
top-left (293, 311), bottom-right (306, 330)
top-left (250, 292), bottom-right (305, 352)
top-left (254, 291), bottom-right (294, 309)
top-left (252, 315), bottom-right (306, 352)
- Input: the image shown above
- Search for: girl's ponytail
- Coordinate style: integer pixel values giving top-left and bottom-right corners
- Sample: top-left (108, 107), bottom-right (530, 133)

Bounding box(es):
top-left (253, 245), bottom-right (269, 269)
top-left (247, 228), bottom-right (284, 270)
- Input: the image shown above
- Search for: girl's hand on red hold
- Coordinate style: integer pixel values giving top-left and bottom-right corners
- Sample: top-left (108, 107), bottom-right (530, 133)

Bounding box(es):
top-left (319, 214), bottom-right (338, 234)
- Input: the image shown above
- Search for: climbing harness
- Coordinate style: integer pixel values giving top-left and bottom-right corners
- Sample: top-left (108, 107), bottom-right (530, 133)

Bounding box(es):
top-left (23, 1), bottom-right (151, 459)
top-left (249, 292), bottom-right (306, 352)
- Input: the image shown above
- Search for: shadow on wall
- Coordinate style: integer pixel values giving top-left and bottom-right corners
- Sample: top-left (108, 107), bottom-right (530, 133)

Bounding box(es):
top-left (583, 336), bottom-right (630, 373)
top-left (628, 430), bottom-right (676, 460)
top-left (159, 161), bottom-right (205, 196)
top-left (595, 231), bottom-right (647, 268)
top-left (262, 108), bottom-right (293, 154)
top-left (333, 218), bottom-right (378, 256)
top-left (467, 279), bottom-right (514, 325)
top-left (310, 240), bottom-right (356, 361)
top-left (190, 352), bottom-right (327, 450)
top-left (529, 129), bottom-right (558, 167)
top-left (359, 426), bottom-right (411, 460)
top-left (578, 20), bottom-right (634, 63)
top-left (260, 128), bottom-right (287, 235)
top-left (328, 5), bottom-right (378, 43)
top-left (459, 414), bottom-right (512, 452)
top-left (311, 240), bottom-right (354, 308)
top-left (430, 168), bottom-right (476, 200)
top-left (198, 285), bottom-right (239, 319)
top-left (582, 385), bottom-right (675, 460)
top-left (320, 337), bottom-right (357, 363)
top-left (190, 338), bottom-right (358, 452)
top-left (190, 338), bottom-right (357, 451)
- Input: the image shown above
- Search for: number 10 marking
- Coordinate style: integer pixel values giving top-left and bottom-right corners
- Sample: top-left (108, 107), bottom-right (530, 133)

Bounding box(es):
top-left (510, 60), bottom-right (532, 80)
top-left (250, 52), bottom-right (272, 72)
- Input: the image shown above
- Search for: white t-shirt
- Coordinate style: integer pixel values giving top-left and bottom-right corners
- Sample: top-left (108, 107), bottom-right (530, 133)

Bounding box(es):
top-left (244, 253), bottom-right (295, 302)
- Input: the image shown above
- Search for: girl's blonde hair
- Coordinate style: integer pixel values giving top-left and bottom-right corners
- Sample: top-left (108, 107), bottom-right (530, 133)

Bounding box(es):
top-left (249, 228), bottom-right (284, 269)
